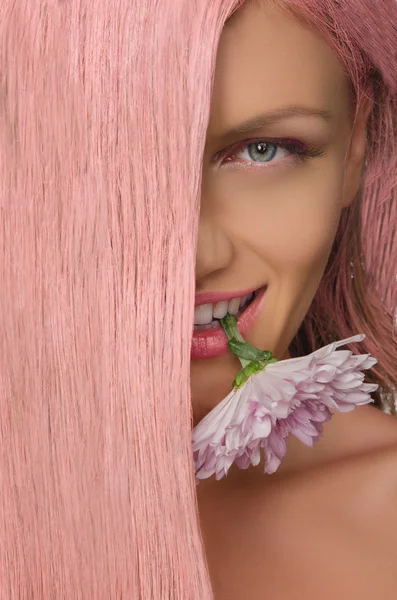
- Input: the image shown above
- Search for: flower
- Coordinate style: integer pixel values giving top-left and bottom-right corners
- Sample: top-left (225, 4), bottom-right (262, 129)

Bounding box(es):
top-left (192, 331), bottom-right (378, 483)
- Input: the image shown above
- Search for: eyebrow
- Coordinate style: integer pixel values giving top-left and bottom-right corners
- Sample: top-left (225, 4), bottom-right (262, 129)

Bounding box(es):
top-left (210, 105), bottom-right (334, 143)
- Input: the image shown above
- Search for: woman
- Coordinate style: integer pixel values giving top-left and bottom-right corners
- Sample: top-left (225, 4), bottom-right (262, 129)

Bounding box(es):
top-left (1, 0), bottom-right (396, 598)
top-left (193, 3), bottom-right (397, 597)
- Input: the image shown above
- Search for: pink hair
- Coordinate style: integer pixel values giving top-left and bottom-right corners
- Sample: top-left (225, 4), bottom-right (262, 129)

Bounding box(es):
top-left (0, 0), bottom-right (395, 597)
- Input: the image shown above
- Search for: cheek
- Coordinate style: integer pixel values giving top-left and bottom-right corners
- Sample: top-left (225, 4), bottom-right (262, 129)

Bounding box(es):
top-left (217, 161), bottom-right (344, 278)
top-left (265, 200), bottom-right (339, 278)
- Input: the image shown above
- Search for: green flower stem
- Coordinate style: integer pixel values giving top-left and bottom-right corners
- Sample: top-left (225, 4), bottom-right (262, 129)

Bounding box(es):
top-left (220, 313), bottom-right (246, 344)
top-left (219, 313), bottom-right (279, 389)
top-left (219, 313), bottom-right (250, 368)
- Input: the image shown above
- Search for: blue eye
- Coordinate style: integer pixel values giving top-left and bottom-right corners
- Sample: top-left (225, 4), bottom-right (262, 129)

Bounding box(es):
top-left (215, 138), bottom-right (325, 170)
top-left (235, 141), bottom-right (286, 163)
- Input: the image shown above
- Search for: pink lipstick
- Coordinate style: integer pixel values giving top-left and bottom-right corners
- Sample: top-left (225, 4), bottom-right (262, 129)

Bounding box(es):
top-left (191, 285), bottom-right (268, 359)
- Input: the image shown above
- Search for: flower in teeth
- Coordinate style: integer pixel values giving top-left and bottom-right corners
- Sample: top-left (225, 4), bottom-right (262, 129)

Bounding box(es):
top-left (192, 314), bottom-right (379, 483)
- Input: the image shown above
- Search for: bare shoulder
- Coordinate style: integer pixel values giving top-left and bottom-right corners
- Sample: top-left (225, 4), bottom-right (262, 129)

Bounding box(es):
top-left (198, 408), bottom-right (397, 600)
top-left (259, 444), bottom-right (397, 599)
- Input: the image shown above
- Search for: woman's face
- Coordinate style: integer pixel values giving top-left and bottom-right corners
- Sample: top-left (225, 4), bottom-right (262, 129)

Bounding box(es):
top-left (191, 1), bottom-right (367, 424)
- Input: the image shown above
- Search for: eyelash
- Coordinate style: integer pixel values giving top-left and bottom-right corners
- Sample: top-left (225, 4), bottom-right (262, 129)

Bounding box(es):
top-left (214, 138), bottom-right (325, 171)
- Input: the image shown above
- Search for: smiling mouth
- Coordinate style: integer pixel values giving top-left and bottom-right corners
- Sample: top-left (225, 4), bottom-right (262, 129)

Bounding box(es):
top-left (193, 291), bottom-right (259, 332)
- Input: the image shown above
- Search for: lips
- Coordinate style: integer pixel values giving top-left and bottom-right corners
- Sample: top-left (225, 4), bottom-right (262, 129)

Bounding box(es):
top-left (191, 285), bottom-right (268, 359)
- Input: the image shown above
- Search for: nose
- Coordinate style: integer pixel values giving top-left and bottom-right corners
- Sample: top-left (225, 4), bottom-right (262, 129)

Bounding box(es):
top-left (195, 213), bottom-right (234, 284)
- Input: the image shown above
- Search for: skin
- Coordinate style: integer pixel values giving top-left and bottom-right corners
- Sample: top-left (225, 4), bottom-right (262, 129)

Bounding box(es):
top-left (191, 0), bottom-right (374, 467)
top-left (191, 4), bottom-right (397, 597)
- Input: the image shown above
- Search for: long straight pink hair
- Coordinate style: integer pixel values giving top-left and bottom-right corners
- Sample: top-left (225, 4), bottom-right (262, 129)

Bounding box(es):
top-left (0, 0), bottom-right (396, 598)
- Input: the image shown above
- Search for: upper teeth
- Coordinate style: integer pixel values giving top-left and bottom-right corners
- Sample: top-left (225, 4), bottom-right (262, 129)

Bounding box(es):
top-left (194, 292), bottom-right (254, 325)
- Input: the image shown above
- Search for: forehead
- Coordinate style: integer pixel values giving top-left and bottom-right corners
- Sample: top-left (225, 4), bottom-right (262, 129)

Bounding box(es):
top-left (208, 2), bottom-right (350, 137)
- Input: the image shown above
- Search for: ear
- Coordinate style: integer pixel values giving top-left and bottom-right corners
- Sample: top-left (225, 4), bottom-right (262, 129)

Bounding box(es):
top-left (341, 97), bottom-right (373, 209)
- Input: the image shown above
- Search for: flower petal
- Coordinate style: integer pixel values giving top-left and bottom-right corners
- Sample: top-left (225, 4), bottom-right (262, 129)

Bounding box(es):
top-left (192, 334), bottom-right (377, 482)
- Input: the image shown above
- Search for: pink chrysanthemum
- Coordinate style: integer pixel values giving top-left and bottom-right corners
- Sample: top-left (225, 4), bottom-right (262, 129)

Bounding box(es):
top-left (192, 334), bottom-right (378, 483)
